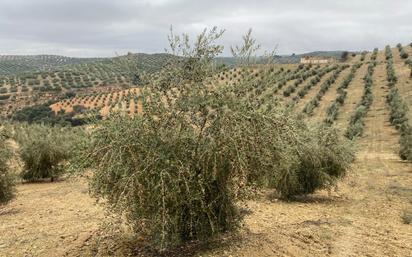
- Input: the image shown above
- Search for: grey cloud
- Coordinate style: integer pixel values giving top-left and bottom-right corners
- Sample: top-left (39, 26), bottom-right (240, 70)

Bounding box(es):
top-left (0, 0), bottom-right (411, 57)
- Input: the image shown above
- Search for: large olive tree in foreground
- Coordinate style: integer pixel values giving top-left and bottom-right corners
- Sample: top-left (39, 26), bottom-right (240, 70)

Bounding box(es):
top-left (74, 28), bottom-right (354, 251)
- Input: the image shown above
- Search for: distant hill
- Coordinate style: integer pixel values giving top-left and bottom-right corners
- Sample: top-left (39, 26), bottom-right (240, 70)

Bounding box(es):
top-left (0, 53), bottom-right (175, 97)
top-left (0, 53), bottom-right (176, 76)
top-left (0, 51), bottom-right (346, 76)
top-left (215, 51), bottom-right (346, 66)
top-left (0, 53), bottom-right (177, 117)
top-left (275, 51), bottom-right (346, 64)
top-left (0, 55), bottom-right (99, 75)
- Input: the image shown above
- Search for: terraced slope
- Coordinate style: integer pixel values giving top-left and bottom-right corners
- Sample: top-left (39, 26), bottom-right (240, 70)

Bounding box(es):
top-left (0, 55), bottom-right (97, 75)
top-left (0, 53), bottom-right (173, 76)
top-left (50, 88), bottom-right (143, 116)
top-left (0, 53), bottom-right (175, 116)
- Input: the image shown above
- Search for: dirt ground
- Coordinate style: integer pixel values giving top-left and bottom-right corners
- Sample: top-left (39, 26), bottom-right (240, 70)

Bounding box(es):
top-left (0, 179), bottom-right (103, 257)
top-left (1, 49), bottom-right (412, 257)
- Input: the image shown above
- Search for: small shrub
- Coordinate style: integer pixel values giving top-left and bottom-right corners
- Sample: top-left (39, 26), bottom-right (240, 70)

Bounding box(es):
top-left (341, 51), bottom-right (349, 61)
top-left (400, 50), bottom-right (409, 59)
top-left (324, 101), bottom-right (338, 125)
top-left (275, 125), bottom-right (354, 197)
top-left (345, 113), bottom-right (365, 139)
top-left (12, 103), bottom-right (94, 127)
top-left (399, 132), bottom-right (412, 160)
top-left (15, 125), bottom-right (75, 182)
top-left (0, 94), bottom-right (11, 100)
top-left (402, 209), bottom-right (412, 224)
top-left (371, 48), bottom-right (379, 61)
top-left (360, 51), bottom-right (367, 61)
top-left (385, 45), bottom-right (392, 60)
top-left (303, 99), bottom-right (318, 115)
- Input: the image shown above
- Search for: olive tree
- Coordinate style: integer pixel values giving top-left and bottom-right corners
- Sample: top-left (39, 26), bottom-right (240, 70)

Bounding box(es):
top-left (73, 27), bottom-right (355, 252)
top-left (0, 127), bottom-right (14, 204)
top-left (15, 124), bottom-right (76, 182)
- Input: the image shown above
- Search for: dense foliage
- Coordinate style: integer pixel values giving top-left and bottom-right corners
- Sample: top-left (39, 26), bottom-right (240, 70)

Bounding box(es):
top-left (15, 125), bottom-right (77, 181)
top-left (387, 88), bottom-right (412, 160)
top-left (76, 83), bottom-right (354, 250)
top-left (360, 51), bottom-right (367, 61)
top-left (70, 30), bottom-right (354, 251)
top-left (396, 43), bottom-right (409, 59)
top-left (11, 103), bottom-right (94, 126)
top-left (370, 48), bottom-right (379, 61)
top-left (406, 59), bottom-right (412, 78)
top-left (385, 45), bottom-right (412, 160)
top-left (341, 51), bottom-right (350, 62)
top-left (385, 45), bottom-right (398, 86)
top-left (0, 94), bottom-right (11, 100)
top-left (0, 127), bottom-right (14, 204)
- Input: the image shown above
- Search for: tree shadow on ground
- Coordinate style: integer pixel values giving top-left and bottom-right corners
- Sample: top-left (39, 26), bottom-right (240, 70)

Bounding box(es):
top-left (266, 190), bottom-right (348, 205)
top-left (72, 226), bottom-right (245, 257)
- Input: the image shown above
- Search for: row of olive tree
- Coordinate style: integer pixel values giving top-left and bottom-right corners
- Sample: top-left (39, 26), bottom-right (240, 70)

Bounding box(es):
top-left (345, 58), bottom-right (377, 139)
top-left (302, 65), bottom-right (348, 115)
top-left (324, 63), bottom-right (363, 125)
top-left (396, 43), bottom-right (409, 59)
top-left (387, 88), bottom-right (412, 160)
top-left (385, 45), bottom-right (412, 160)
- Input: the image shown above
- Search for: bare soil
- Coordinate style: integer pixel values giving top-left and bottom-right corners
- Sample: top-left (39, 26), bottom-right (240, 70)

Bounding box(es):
top-left (0, 179), bottom-right (103, 257)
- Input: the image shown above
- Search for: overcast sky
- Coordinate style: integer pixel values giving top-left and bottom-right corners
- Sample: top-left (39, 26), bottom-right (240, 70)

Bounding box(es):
top-left (0, 0), bottom-right (411, 57)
